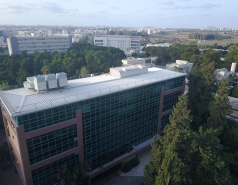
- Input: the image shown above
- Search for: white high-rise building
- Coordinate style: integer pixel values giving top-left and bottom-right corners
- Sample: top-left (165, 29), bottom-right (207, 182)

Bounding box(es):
top-left (94, 35), bottom-right (141, 52)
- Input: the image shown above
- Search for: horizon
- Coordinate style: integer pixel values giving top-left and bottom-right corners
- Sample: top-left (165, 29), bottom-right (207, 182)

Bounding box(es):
top-left (0, 0), bottom-right (237, 28)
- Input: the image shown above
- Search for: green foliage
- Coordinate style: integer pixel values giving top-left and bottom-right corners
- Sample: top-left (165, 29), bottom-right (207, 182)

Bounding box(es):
top-left (225, 46), bottom-right (238, 70)
top-left (202, 49), bottom-right (222, 68)
top-left (0, 142), bottom-right (10, 163)
top-left (57, 162), bottom-right (90, 185)
top-left (144, 137), bottom-right (160, 185)
top-left (145, 95), bottom-right (194, 185)
top-left (143, 43), bottom-right (200, 64)
top-left (221, 119), bottom-right (238, 153)
top-left (231, 153), bottom-right (238, 176)
top-left (187, 62), bottom-right (216, 130)
top-left (206, 79), bottom-right (232, 135)
top-left (193, 127), bottom-right (230, 185)
top-left (125, 145), bottom-right (133, 153)
top-left (188, 33), bottom-right (215, 40)
top-left (145, 94), bottom-right (231, 185)
top-left (0, 41), bottom-right (125, 86)
top-left (121, 157), bottom-right (140, 173)
top-left (232, 84), bottom-right (238, 98)
top-left (91, 164), bottom-right (121, 185)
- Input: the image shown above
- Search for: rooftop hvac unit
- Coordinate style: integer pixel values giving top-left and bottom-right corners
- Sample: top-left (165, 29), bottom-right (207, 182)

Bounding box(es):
top-left (23, 77), bottom-right (34, 90)
top-left (45, 74), bottom-right (57, 89)
top-left (56, 72), bottom-right (67, 87)
top-left (34, 75), bottom-right (47, 91)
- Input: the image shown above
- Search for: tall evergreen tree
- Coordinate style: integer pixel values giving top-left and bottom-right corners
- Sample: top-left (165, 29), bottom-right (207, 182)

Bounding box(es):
top-left (144, 95), bottom-right (194, 185)
top-left (206, 79), bottom-right (232, 135)
top-left (192, 127), bottom-right (230, 185)
top-left (187, 62), bottom-right (216, 130)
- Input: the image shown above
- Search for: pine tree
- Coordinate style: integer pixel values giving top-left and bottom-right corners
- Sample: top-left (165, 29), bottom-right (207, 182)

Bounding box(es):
top-left (187, 62), bottom-right (216, 131)
top-left (192, 127), bottom-right (230, 185)
top-left (231, 83), bottom-right (238, 98)
top-left (144, 137), bottom-right (161, 185)
top-left (144, 95), bottom-right (194, 185)
top-left (206, 79), bottom-right (232, 135)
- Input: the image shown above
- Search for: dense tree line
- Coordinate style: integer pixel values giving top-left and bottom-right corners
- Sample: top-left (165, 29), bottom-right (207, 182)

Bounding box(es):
top-left (143, 43), bottom-right (238, 70)
top-left (188, 33), bottom-right (215, 40)
top-left (0, 41), bottom-right (125, 86)
top-left (143, 43), bottom-right (200, 64)
top-left (144, 59), bottom-right (238, 184)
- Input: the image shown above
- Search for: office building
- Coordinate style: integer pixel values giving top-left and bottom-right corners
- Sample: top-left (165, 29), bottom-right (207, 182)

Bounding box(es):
top-left (7, 36), bottom-right (72, 55)
top-left (0, 66), bottom-right (186, 185)
top-left (94, 35), bottom-right (140, 53)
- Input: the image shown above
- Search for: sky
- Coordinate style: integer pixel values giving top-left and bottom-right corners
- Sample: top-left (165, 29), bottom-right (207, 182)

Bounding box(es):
top-left (0, 0), bottom-right (237, 28)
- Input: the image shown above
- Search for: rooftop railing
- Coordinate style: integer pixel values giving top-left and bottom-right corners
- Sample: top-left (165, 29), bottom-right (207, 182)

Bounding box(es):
top-left (0, 69), bottom-right (185, 115)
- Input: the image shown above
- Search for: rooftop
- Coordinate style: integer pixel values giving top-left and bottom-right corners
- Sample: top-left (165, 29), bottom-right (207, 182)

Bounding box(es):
top-left (0, 67), bottom-right (186, 116)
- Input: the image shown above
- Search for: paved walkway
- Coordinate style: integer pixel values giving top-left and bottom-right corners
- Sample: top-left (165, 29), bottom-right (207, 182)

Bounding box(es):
top-left (109, 148), bottom-right (151, 185)
top-left (0, 165), bottom-right (23, 185)
top-left (121, 148), bottom-right (151, 177)
top-left (0, 130), bottom-right (22, 185)
top-left (0, 130), bottom-right (7, 145)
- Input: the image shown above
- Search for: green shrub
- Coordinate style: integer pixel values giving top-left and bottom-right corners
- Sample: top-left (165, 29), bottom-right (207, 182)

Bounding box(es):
top-left (121, 157), bottom-right (140, 173)
top-left (130, 157), bottom-right (140, 167)
top-left (122, 161), bottom-right (132, 173)
top-left (231, 152), bottom-right (238, 176)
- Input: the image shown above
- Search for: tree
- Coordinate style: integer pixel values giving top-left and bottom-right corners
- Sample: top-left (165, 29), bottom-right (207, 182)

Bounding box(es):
top-left (231, 83), bottom-right (238, 98)
top-left (57, 162), bottom-right (72, 185)
top-left (187, 62), bottom-right (216, 131)
top-left (202, 49), bottom-right (222, 68)
top-left (192, 127), bottom-right (230, 185)
top-left (206, 79), bottom-right (232, 135)
top-left (144, 137), bottom-right (160, 185)
top-left (57, 162), bottom-right (90, 185)
top-left (145, 95), bottom-right (194, 185)
top-left (80, 66), bottom-right (90, 77)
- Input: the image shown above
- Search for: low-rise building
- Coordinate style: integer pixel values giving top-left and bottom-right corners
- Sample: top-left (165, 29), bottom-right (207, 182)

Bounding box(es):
top-left (0, 66), bottom-right (186, 185)
top-left (94, 35), bottom-right (141, 53)
top-left (166, 60), bottom-right (193, 73)
top-left (7, 36), bottom-right (72, 55)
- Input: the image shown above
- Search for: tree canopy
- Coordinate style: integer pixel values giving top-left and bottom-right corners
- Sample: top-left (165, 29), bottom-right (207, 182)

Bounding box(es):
top-left (0, 41), bottom-right (125, 85)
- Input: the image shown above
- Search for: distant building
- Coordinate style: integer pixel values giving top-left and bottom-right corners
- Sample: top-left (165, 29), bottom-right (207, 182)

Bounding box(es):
top-left (94, 35), bottom-right (141, 53)
top-left (146, 43), bottom-right (170, 47)
top-left (0, 30), bottom-right (7, 48)
top-left (166, 60), bottom-right (193, 73)
top-left (122, 57), bottom-right (146, 66)
top-left (122, 57), bottom-right (157, 68)
top-left (7, 36), bottom-right (72, 55)
top-left (147, 29), bottom-right (152, 35)
top-left (215, 63), bottom-right (237, 83)
top-left (0, 37), bottom-right (7, 48)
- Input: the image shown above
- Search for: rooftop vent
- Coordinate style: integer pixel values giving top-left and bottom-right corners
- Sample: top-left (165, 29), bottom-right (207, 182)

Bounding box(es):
top-left (23, 72), bottom-right (67, 91)
top-left (56, 72), bottom-right (68, 87)
top-left (34, 75), bottom-right (47, 91)
top-left (45, 74), bottom-right (57, 89)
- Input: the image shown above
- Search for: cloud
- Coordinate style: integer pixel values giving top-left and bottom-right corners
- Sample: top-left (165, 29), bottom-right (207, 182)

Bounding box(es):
top-left (38, 2), bottom-right (65, 13)
top-left (0, 3), bottom-right (29, 13)
top-left (196, 4), bottom-right (220, 9)
top-left (0, 2), bottom-right (77, 14)
top-left (160, 3), bottom-right (220, 10)
top-left (90, 0), bottom-right (108, 4)
top-left (161, 1), bottom-right (174, 5)
top-left (111, 6), bottom-right (120, 10)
